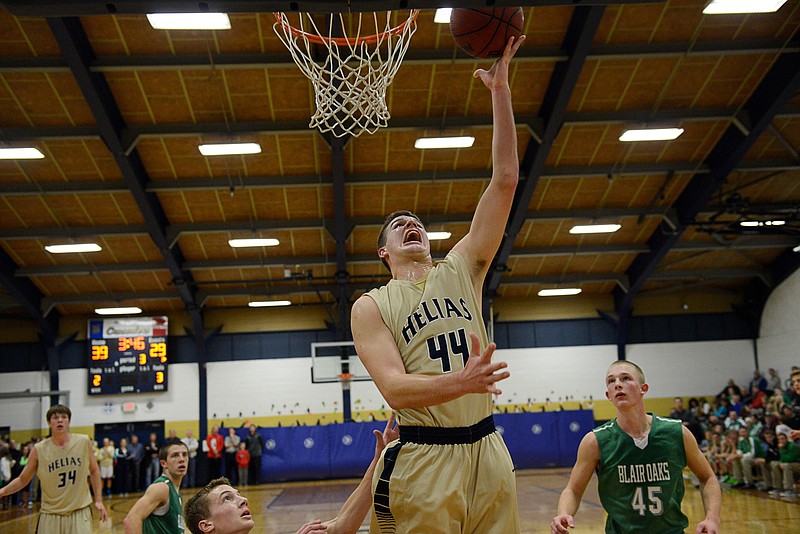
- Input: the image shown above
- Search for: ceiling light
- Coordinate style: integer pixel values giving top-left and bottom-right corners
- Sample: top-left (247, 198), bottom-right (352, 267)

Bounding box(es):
top-left (228, 238), bottom-right (280, 248)
top-left (569, 224), bottom-right (621, 234)
top-left (414, 136), bottom-right (475, 149)
top-left (249, 300), bottom-right (292, 308)
top-left (434, 8), bottom-right (452, 23)
top-left (538, 288), bottom-right (582, 297)
top-left (702, 0), bottom-right (787, 14)
top-left (427, 231), bottom-right (451, 241)
top-left (94, 306), bottom-right (143, 315)
top-left (147, 13), bottom-right (231, 30)
top-left (793, 245), bottom-right (800, 253)
top-left (0, 147), bottom-right (45, 159)
top-left (198, 143), bottom-right (261, 156)
top-left (619, 128), bottom-right (684, 142)
top-left (45, 243), bottom-right (102, 254)
top-left (740, 220), bottom-right (785, 227)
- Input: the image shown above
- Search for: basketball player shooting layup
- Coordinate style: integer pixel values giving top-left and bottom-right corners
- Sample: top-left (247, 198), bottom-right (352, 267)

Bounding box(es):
top-left (351, 35), bottom-right (525, 534)
top-left (551, 360), bottom-right (721, 534)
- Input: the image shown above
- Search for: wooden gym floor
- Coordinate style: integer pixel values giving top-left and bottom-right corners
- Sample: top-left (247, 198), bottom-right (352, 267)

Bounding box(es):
top-left (1, 468), bottom-right (797, 533)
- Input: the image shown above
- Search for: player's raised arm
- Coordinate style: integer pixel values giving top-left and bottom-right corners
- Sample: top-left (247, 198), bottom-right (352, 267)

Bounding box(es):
top-left (453, 35), bottom-right (525, 278)
top-left (352, 297), bottom-right (509, 409)
top-left (552, 431), bottom-right (600, 533)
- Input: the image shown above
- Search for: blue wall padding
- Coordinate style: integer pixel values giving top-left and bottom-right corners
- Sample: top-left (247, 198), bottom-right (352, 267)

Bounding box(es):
top-left (225, 411), bottom-right (594, 482)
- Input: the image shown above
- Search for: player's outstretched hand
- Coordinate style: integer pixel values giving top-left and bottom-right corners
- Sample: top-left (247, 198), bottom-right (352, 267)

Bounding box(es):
top-left (695, 518), bottom-right (719, 534)
top-left (373, 412), bottom-right (398, 458)
top-left (459, 332), bottom-right (509, 396)
top-left (473, 34), bottom-right (525, 89)
top-left (296, 519), bottom-right (327, 533)
top-left (551, 513), bottom-right (575, 533)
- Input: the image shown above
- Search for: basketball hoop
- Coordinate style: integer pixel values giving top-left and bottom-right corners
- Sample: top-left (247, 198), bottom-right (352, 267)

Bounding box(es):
top-left (273, 10), bottom-right (419, 137)
top-left (338, 372), bottom-right (354, 391)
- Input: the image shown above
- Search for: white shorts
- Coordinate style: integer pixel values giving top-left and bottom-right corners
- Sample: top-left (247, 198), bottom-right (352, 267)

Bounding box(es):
top-left (100, 465), bottom-right (114, 479)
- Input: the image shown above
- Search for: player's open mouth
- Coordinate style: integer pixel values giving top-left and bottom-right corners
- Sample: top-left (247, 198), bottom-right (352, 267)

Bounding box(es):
top-left (403, 229), bottom-right (422, 244)
top-left (241, 509), bottom-right (251, 519)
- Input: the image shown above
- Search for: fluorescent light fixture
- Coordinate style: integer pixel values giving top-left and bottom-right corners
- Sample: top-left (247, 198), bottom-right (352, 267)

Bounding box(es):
top-left (793, 245), bottom-right (800, 253)
top-left (619, 128), bottom-right (684, 142)
top-left (228, 238), bottom-right (280, 248)
top-left (95, 306), bottom-right (143, 315)
top-left (569, 224), bottom-right (621, 235)
top-left (147, 13), bottom-right (231, 30)
top-left (45, 243), bottom-right (102, 254)
top-left (538, 288), bottom-right (582, 297)
top-left (434, 8), bottom-right (452, 23)
top-left (703, 0), bottom-right (787, 14)
top-left (248, 300), bottom-right (292, 308)
top-left (198, 142), bottom-right (261, 156)
top-left (414, 136), bottom-right (475, 149)
top-left (427, 231), bottom-right (452, 241)
top-left (0, 147), bottom-right (45, 159)
top-left (740, 220), bottom-right (785, 227)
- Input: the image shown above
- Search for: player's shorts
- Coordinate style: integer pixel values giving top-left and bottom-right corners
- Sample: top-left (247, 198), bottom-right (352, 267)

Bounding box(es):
top-left (37, 505), bottom-right (93, 534)
top-left (100, 465), bottom-right (114, 479)
top-left (370, 415), bottom-right (520, 534)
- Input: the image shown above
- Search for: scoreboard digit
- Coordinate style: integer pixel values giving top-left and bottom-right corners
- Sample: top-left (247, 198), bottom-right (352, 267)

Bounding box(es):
top-left (87, 317), bottom-right (168, 395)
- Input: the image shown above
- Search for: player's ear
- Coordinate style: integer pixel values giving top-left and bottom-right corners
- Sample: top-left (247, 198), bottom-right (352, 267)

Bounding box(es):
top-left (198, 519), bottom-right (214, 533)
top-left (378, 246), bottom-right (387, 258)
top-left (640, 383), bottom-right (649, 394)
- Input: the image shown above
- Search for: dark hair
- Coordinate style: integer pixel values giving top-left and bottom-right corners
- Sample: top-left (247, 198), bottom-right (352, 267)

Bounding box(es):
top-left (45, 404), bottom-right (71, 422)
top-left (376, 210), bottom-right (424, 272)
top-left (159, 438), bottom-right (188, 462)
top-left (185, 477), bottom-right (231, 534)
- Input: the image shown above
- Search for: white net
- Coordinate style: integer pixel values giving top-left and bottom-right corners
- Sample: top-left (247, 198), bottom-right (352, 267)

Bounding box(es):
top-left (273, 11), bottom-right (418, 137)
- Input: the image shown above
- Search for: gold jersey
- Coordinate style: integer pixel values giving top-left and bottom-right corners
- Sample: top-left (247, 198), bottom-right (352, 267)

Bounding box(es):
top-left (35, 433), bottom-right (93, 514)
top-left (366, 251), bottom-right (491, 428)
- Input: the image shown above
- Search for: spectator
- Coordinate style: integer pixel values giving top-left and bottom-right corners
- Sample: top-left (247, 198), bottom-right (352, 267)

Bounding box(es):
top-left (98, 437), bottom-right (115, 496)
top-left (717, 379), bottom-right (742, 402)
top-left (746, 385), bottom-right (767, 410)
top-left (244, 425), bottom-right (264, 485)
top-left (115, 438), bottom-right (132, 497)
top-left (766, 368), bottom-right (782, 394)
top-left (128, 434), bottom-right (145, 492)
top-left (785, 366), bottom-right (800, 391)
top-left (730, 427), bottom-right (757, 488)
top-left (206, 427), bottom-right (224, 481)
top-left (768, 431), bottom-right (800, 498)
top-left (17, 444), bottom-right (31, 507)
top-left (182, 430), bottom-right (199, 488)
top-left (753, 429), bottom-right (780, 491)
top-left (670, 396), bottom-right (703, 444)
top-left (718, 429), bottom-right (739, 484)
top-left (729, 394), bottom-right (744, 415)
top-left (724, 410), bottom-right (745, 431)
top-left (713, 398), bottom-right (729, 418)
top-left (0, 447), bottom-right (12, 510)
top-left (779, 404), bottom-right (800, 431)
top-left (703, 431), bottom-right (726, 481)
top-left (235, 442), bottom-right (250, 488)
top-left (766, 388), bottom-right (786, 416)
top-left (144, 433), bottom-right (161, 487)
top-left (747, 369), bottom-right (767, 394)
top-left (224, 428), bottom-right (240, 485)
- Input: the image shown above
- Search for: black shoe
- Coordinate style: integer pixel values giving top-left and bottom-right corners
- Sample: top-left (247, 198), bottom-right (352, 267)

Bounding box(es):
top-left (741, 483), bottom-right (755, 489)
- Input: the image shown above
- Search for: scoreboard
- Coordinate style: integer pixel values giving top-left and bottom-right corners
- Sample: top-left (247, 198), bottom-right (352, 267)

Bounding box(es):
top-left (88, 316), bottom-right (168, 395)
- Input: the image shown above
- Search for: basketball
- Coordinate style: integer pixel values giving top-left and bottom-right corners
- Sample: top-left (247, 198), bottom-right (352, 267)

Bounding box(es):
top-left (450, 8), bottom-right (524, 59)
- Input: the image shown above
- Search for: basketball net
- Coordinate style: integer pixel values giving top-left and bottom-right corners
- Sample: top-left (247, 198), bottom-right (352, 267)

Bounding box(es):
top-left (273, 10), bottom-right (419, 137)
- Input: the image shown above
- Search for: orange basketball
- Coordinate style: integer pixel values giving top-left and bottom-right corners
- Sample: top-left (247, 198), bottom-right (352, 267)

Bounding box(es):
top-left (450, 7), bottom-right (524, 59)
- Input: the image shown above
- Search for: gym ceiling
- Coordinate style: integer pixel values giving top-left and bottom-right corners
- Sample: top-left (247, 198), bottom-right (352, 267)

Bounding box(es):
top-left (0, 1), bottom-right (798, 346)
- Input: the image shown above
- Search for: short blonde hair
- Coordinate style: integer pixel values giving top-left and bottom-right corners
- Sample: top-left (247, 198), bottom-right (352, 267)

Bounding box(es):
top-left (607, 360), bottom-right (646, 385)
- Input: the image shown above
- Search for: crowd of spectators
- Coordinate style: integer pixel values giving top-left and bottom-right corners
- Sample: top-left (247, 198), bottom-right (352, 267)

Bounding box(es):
top-left (671, 366), bottom-right (800, 499)
top-left (0, 436), bottom-right (41, 509)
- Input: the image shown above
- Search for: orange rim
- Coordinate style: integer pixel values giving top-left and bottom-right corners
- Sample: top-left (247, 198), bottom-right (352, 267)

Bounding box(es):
top-left (274, 10), bottom-right (419, 46)
top-left (337, 373), bottom-right (354, 382)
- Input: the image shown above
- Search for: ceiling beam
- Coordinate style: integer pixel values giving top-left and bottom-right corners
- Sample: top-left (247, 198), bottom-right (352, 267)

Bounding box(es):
top-left (15, 236), bottom-right (796, 277)
top-left (4, 105), bottom-right (798, 144)
top-left (46, 17), bottom-right (202, 321)
top-left (487, 5), bottom-right (606, 297)
top-left (3, 39), bottom-right (795, 74)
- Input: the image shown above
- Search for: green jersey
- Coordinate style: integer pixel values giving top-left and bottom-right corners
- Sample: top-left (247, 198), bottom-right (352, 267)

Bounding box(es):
top-left (143, 475), bottom-right (184, 534)
top-left (593, 415), bottom-right (688, 534)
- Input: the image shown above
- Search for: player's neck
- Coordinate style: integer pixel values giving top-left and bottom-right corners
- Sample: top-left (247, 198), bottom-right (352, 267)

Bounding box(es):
top-left (392, 257), bottom-right (433, 282)
top-left (616, 409), bottom-right (651, 439)
top-left (164, 471), bottom-right (182, 487)
top-left (50, 430), bottom-right (71, 446)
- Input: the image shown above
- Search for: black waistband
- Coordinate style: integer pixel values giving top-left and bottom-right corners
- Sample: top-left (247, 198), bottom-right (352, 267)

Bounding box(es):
top-left (399, 415), bottom-right (496, 445)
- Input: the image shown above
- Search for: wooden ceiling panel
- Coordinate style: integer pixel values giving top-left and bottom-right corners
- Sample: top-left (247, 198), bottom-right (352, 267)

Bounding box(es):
top-left (523, 7), bottom-right (572, 47)
top-left (549, 125), bottom-right (627, 167)
top-left (0, 7), bottom-right (59, 55)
